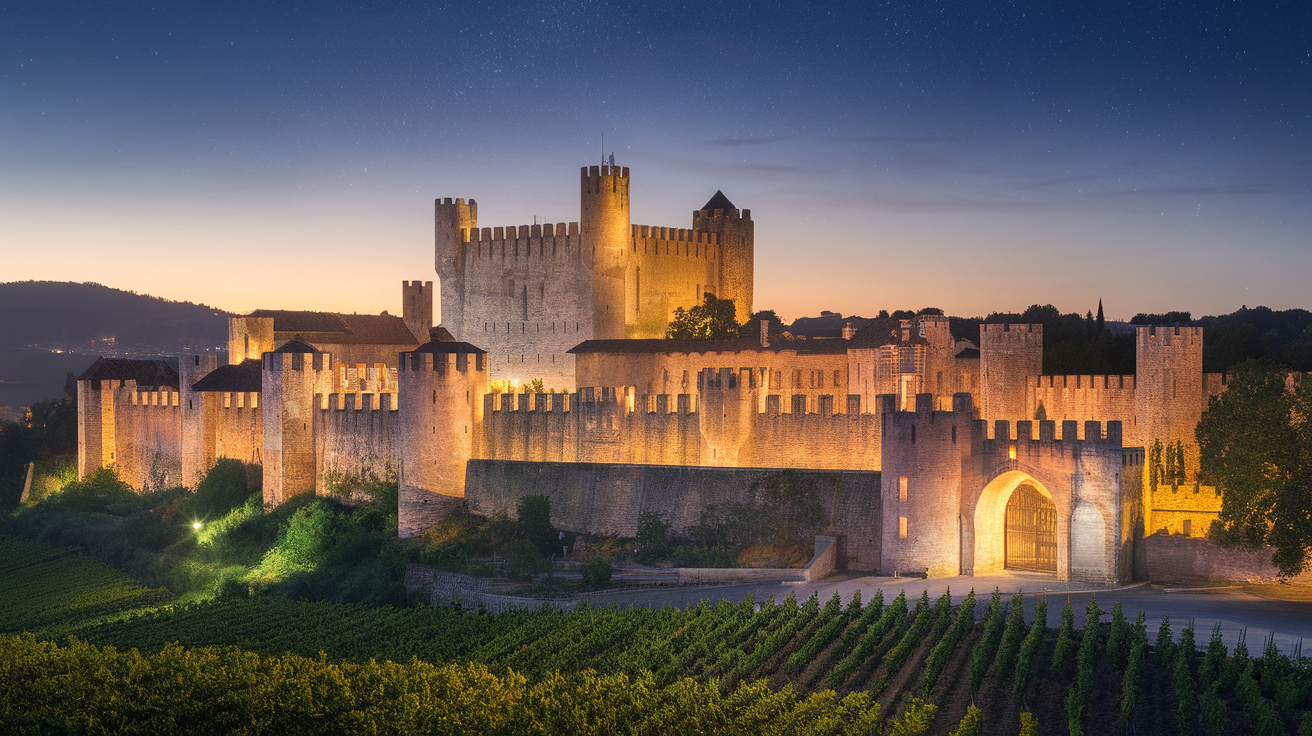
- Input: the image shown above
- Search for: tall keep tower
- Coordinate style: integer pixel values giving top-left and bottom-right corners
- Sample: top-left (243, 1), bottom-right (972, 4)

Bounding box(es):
top-left (433, 197), bottom-right (478, 339)
top-left (693, 191), bottom-right (754, 324)
top-left (1135, 325), bottom-right (1204, 471)
top-left (979, 323), bottom-right (1043, 423)
top-left (581, 165), bottom-right (630, 340)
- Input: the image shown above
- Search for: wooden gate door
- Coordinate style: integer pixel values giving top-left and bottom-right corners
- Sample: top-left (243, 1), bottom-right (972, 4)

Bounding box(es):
top-left (1005, 483), bottom-right (1057, 572)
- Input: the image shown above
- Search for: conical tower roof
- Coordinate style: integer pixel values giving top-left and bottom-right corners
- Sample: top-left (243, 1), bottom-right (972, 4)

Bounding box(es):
top-left (700, 190), bottom-right (736, 211)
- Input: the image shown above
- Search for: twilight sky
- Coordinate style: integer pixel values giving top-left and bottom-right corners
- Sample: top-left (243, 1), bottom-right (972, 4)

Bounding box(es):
top-left (3, 2), bottom-right (1309, 323)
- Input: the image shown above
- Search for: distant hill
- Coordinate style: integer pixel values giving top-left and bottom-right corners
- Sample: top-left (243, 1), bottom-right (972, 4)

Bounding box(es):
top-left (0, 281), bottom-right (230, 416)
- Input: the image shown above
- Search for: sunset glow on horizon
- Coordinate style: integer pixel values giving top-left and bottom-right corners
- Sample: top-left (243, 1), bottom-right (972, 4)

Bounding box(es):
top-left (3, 3), bottom-right (1308, 323)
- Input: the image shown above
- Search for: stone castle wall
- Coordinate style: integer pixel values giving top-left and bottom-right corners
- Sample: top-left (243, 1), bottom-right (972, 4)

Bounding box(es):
top-left (315, 392), bottom-right (399, 489)
top-left (110, 385), bottom-right (183, 491)
top-left (1146, 482), bottom-right (1222, 537)
top-left (464, 460), bottom-right (883, 571)
top-left (979, 323), bottom-right (1043, 423)
top-left (434, 166), bottom-right (754, 388)
top-left (478, 385), bottom-right (883, 473)
top-left (625, 224), bottom-right (722, 339)
top-left (446, 220), bottom-right (592, 390)
top-left (880, 392), bottom-right (1139, 584)
top-left (1134, 533), bottom-right (1312, 585)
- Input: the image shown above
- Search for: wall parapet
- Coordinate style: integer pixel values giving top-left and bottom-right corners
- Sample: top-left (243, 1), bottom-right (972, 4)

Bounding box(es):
top-left (316, 392), bottom-right (398, 412)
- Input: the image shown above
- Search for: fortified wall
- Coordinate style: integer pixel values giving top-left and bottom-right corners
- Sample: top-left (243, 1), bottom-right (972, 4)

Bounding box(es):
top-left (465, 460), bottom-right (882, 571)
top-left (880, 392), bottom-right (1142, 584)
top-left (478, 367), bottom-right (881, 472)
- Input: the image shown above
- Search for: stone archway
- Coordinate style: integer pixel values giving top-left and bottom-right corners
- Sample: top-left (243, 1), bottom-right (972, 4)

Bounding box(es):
top-left (972, 470), bottom-right (1060, 576)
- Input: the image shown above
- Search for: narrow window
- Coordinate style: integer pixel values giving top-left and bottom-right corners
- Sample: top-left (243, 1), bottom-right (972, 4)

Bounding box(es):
top-left (899, 517), bottom-right (908, 539)
top-left (898, 476), bottom-right (908, 503)
top-left (1183, 519), bottom-right (1192, 536)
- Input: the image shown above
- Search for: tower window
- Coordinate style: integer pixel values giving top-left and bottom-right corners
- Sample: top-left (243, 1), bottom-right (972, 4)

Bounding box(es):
top-left (898, 477), bottom-right (908, 502)
top-left (899, 517), bottom-right (908, 539)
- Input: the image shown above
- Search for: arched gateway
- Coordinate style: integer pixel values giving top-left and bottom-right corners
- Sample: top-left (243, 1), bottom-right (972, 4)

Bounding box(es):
top-left (880, 393), bottom-right (1144, 584)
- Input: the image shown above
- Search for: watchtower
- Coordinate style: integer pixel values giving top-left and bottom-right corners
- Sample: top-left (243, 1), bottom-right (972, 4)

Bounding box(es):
top-left (433, 197), bottom-right (478, 340)
top-left (979, 324), bottom-right (1043, 423)
top-left (1135, 325), bottom-right (1204, 471)
top-left (580, 165), bottom-right (630, 340)
top-left (262, 338), bottom-right (329, 506)
top-left (397, 332), bottom-right (489, 514)
top-left (693, 191), bottom-right (754, 324)
top-left (401, 280), bottom-right (433, 344)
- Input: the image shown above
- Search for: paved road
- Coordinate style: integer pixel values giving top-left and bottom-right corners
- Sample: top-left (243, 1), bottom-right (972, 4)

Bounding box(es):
top-left (578, 571), bottom-right (1312, 655)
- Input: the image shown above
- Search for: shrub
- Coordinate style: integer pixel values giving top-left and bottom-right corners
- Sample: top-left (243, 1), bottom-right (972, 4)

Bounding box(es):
top-left (887, 698), bottom-right (938, 736)
top-left (581, 558), bottom-right (613, 588)
top-left (1012, 597), bottom-right (1048, 704)
top-left (924, 589), bottom-right (976, 693)
top-left (1199, 682), bottom-right (1229, 735)
top-left (994, 592), bottom-right (1027, 681)
top-left (185, 459), bottom-right (258, 522)
top-left (1106, 600), bottom-right (1129, 667)
top-left (1154, 614), bottom-right (1175, 668)
top-left (948, 704), bottom-right (981, 736)
top-left (1018, 711), bottom-right (1038, 736)
top-left (1051, 600), bottom-right (1077, 679)
top-left (634, 511), bottom-right (672, 564)
top-left (517, 494), bottom-right (557, 557)
top-left (970, 588), bottom-right (1005, 692)
top-left (1120, 638), bottom-right (1146, 721)
top-left (1173, 643), bottom-right (1199, 733)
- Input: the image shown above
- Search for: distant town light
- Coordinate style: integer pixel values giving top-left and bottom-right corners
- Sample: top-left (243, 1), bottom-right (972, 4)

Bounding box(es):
top-left (192, 522), bottom-right (202, 530)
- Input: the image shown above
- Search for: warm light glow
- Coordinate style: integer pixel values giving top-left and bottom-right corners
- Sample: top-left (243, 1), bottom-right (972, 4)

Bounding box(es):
top-left (192, 522), bottom-right (202, 530)
top-left (1009, 444), bottom-right (1017, 460)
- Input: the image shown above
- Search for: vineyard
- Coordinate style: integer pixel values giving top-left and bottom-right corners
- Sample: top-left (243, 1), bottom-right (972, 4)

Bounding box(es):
top-left (4, 536), bottom-right (1312, 733)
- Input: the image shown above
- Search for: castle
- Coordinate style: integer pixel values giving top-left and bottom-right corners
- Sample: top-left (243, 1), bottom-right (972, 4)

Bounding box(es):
top-left (75, 164), bottom-right (1226, 584)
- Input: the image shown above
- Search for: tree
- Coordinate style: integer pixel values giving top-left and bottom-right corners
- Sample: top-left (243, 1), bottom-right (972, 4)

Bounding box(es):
top-left (747, 309), bottom-right (784, 335)
top-left (517, 494), bottom-right (557, 556)
top-left (666, 293), bottom-right (740, 340)
top-left (1196, 358), bottom-right (1312, 577)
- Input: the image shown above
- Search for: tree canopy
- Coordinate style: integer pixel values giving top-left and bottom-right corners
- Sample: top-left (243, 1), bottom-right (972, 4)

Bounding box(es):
top-left (1196, 358), bottom-right (1312, 577)
top-left (666, 293), bottom-right (740, 340)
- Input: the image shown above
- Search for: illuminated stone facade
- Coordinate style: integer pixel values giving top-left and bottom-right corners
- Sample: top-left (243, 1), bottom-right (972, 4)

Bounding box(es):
top-left (75, 165), bottom-right (1240, 582)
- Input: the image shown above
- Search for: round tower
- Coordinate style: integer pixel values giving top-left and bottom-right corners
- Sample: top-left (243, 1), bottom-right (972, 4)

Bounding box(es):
top-left (398, 331), bottom-right (489, 534)
top-left (580, 165), bottom-right (630, 340)
top-left (261, 337), bottom-right (327, 506)
top-left (434, 197), bottom-right (477, 339)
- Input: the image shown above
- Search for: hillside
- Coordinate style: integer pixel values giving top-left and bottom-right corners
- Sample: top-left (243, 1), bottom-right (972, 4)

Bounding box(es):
top-left (0, 281), bottom-right (230, 417)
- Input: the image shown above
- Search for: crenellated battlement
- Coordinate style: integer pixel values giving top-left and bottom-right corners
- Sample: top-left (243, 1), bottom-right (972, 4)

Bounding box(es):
top-left (263, 351), bottom-right (332, 372)
top-left (127, 388), bottom-right (180, 408)
top-left (398, 350), bottom-right (486, 374)
top-left (580, 165), bottom-right (630, 183)
top-left (463, 222), bottom-right (581, 241)
top-left (632, 225), bottom-right (720, 245)
top-left (973, 418), bottom-right (1125, 446)
top-left (1033, 374), bottom-right (1136, 390)
top-left (315, 392), bottom-right (398, 412)
top-left (1138, 324), bottom-right (1202, 346)
top-left (980, 323), bottom-right (1042, 341)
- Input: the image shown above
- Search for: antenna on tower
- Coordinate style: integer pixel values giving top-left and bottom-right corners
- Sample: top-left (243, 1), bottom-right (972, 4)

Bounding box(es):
top-left (601, 133), bottom-right (605, 166)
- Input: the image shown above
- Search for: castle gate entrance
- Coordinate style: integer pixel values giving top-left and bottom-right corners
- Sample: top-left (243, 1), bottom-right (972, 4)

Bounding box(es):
top-left (1004, 483), bottom-right (1057, 572)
